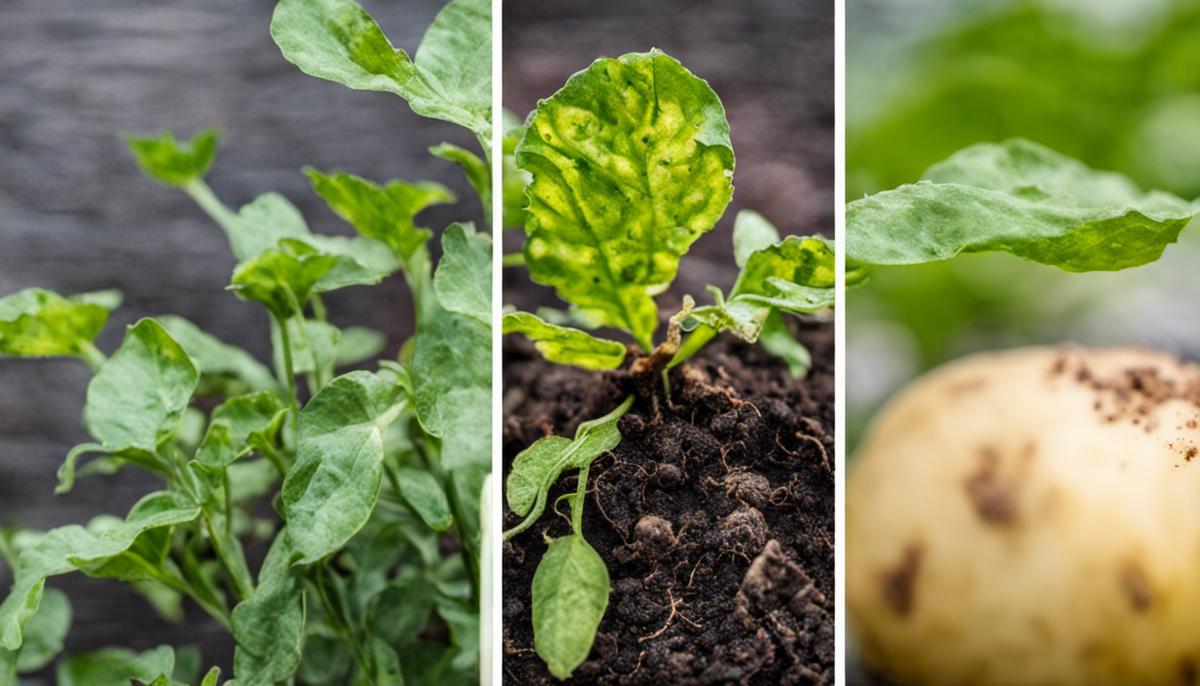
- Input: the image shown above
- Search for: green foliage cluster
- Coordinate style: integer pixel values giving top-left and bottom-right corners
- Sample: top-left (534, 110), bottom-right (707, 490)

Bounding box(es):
top-left (0, 0), bottom-right (490, 684)
top-left (500, 50), bottom-right (834, 679)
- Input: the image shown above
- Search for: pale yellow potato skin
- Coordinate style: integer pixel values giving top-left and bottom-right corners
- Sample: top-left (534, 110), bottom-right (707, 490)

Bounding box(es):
top-left (848, 346), bottom-right (1200, 686)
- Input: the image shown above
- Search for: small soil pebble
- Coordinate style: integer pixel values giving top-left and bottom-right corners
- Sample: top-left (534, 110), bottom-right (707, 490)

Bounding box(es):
top-left (634, 515), bottom-right (676, 547)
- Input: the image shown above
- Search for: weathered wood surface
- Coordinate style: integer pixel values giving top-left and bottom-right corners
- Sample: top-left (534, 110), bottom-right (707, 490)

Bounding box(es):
top-left (503, 0), bottom-right (834, 310)
top-left (0, 0), bottom-right (478, 675)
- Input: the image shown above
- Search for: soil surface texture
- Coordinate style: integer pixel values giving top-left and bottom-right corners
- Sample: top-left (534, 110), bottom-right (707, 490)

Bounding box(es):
top-left (502, 320), bottom-right (834, 685)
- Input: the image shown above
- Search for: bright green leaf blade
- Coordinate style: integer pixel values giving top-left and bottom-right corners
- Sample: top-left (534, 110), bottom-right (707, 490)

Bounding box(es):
top-left (84, 319), bottom-right (199, 453)
top-left (846, 139), bottom-right (1200, 272)
top-left (125, 129), bottom-right (218, 187)
top-left (231, 239), bottom-right (378, 318)
top-left (758, 311), bottom-right (812, 378)
top-left (224, 191), bottom-right (313, 262)
top-left (532, 535), bottom-right (610, 680)
top-left (232, 535), bottom-right (305, 685)
top-left (502, 311), bottom-right (626, 370)
top-left (57, 645), bottom-right (176, 686)
top-left (270, 0), bottom-right (491, 138)
top-left (732, 234), bottom-right (835, 297)
top-left (433, 223), bottom-right (492, 326)
top-left (282, 370), bottom-right (405, 565)
top-left (502, 120), bottom-right (532, 229)
top-left (431, 142), bottom-right (490, 210)
top-left (412, 309), bottom-right (490, 470)
top-left (195, 392), bottom-right (287, 469)
top-left (393, 467), bottom-right (454, 532)
top-left (0, 492), bottom-right (199, 650)
top-left (306, 168), bottom-right (454, 264)
top-left (516, 49), bottom-right (734, 349)
top-left (157, 315), bottom-right (278, 394)
top-left (13, 587), bottom-right (69, 673)
top-left (199, 666), bottom-right (221, 686)
top-left (684, 299), bottom-right (769, 343)
top-left (0, 288), bottom-right (118, 360)
top-left (504, 396), bottom-right (632, 538)
top-left (732, 210), bottom-right (782, 268)
top-left (741, 278), bottom-right (836, 313)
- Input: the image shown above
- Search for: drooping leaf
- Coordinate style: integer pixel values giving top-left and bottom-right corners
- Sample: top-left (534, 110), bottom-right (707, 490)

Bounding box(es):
top-left (431, 142), bottom-right (490, 211)
top-left (84, 319), bottom-right (199, 453)
top-left (57, 645), bottom-right (176, 686)
top-left (0, 492), bottom-right (200, 651)
top-left (157, 315), bottom-right (278, 394)
top-left (271, 0), bottom-right (491, 138)
top-left (502, 311), bottom-right (626, 370)
top-left (125, 129), bottom-right (218, 187)
top-left (12, 587), bottom-right (69, 673)
top-left (282, 370), bottom-right (406, 565)
top-left (516, 49), bottom-right (735, 350)
top-left (532, 534), bottom-right (610, 680)
top-left (306, 168), bottom-right (455, 264)
top-left (412, 309), bottom-right (490, 470)
top-left (232, 535), bottom-right (305, 685)
top-left (393, 467), bottom-right (453, 532)
top-left (846, 138), bottom-right (1200, 273)
top-left (504, 396), bottom-right (633, 539)
top-left (0, 288), bottom-right (118, 360)
top-left (433, 223), bottom-right (492, 326)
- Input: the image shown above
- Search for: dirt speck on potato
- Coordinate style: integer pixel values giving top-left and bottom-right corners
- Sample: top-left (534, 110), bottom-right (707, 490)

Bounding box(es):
top-left (964, 447), bottom-right (1018, 526)
top-left (1118, 561), bottom-right (1154, 613)
top-left (882, 543), bottom-right (923, 617)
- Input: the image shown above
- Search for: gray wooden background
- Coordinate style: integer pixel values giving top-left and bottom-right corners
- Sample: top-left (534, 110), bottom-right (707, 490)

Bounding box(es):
top-left (503, 0), bottom-right (835, 308)
top-left (0, 0), bottom-right (479, 675)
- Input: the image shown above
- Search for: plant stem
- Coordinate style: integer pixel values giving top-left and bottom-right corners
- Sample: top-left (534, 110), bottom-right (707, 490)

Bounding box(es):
top-left (183, 179), bottom-right (241, 242)
top-left (571, 464), bottom-right (590, 535)
top-left (275, 312), bottom-right (300, 420)
top-left (259, 441), bottom-right (289, 479)
top-left (501, 252), bottom-right (525, 267)
top-left (203, 509), bottom-right (253, 602)
top-left (313, 566), bottom-right (372, 679)
top-left (78, 341), bottom-right (107, 372)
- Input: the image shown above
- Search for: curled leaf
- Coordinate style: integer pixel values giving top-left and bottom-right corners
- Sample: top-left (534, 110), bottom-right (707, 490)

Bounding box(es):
top-left (502, 311), bottom-right (627, 370)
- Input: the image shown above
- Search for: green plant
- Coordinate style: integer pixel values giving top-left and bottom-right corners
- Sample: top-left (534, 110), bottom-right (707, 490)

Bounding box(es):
top-left (501, 49), bottom-right (834, 679)
top-left (0, 0), bottom-right (490, 684)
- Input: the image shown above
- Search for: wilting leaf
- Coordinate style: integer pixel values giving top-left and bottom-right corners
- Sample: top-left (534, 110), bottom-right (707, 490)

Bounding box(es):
top-left (516, 49), bottom-right (734, 350)
top-left (846, 138), bottom-right (1200, 273)
top-left (502, 311), bottom-right (626, 370)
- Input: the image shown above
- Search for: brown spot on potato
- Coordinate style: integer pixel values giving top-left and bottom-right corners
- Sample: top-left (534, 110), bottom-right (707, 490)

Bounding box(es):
top-left (1182, 657), bottom-right (1197, 686)
top-left (881, 543), bottom-right (923, 617)
top-left (964, 447), bottom-right (1018, 525)
top-left (1119, 562), bottom-right (1153, 613)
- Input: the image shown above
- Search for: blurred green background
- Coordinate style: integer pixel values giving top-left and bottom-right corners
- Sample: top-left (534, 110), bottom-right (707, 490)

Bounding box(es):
top-left (847, 0), bottom-right (1200, 454)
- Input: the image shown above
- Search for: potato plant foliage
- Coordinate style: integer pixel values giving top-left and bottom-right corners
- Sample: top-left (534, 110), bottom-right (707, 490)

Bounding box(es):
top-left (0, 0), bottom-right (490, 684)
top-left (501, 51), bottom-right (833, 679)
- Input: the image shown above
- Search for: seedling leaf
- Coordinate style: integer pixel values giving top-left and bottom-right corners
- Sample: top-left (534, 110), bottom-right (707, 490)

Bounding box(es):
top-left (502, 311), bottom-right (626, 370)
top-left (394, 467), bottom-right (454, 532)
top-left (57, 644), bottom-right (177, 686)
top-left (531, 534), bottom-right (610, 680)
top-left (433, 223), bottom-right (493, 326)
top-left (515, 49), bottom-right (734, 350)
top-left (125, 129), bottom-right (218, 187)
top-left (0, 288), bottom-right (118, 361)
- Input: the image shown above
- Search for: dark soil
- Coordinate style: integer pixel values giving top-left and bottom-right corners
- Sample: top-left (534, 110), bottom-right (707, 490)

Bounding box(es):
top-left (502, 320), bottom-right (834, 685)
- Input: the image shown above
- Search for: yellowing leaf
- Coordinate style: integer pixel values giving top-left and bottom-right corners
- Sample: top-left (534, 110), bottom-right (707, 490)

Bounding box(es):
top-left (502, 311), bottom-right (626, 370)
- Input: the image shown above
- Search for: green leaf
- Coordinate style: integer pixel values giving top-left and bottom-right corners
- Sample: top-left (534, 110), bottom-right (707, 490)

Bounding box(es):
top-left (12, 587), bottom-right (69, 673)
top-left (272, 316), bottom-right (340, 381)
top-left (297, 625), bottom-right (352, 686)
top-left (412, 309), bottom-right (490, 471)
top-left (231, 239), bottom-right (380, 318)
top-left (0, 288), bottom-right (118, 360)
top-left (199, 666), bottom-right (221, 686)
top-left (502, 311), bottom-right (626, 370)
top-left (532, 534), bottom-right (610, 680)
top-left (195, 392), bottom-right (287, 469)
top-left (502, 117), bottom-right (532, 229)
top-left (271, 0), bottom-right (491, 139)
top-left (368, 580), bottom-right (435, 647)
top-left (393, 467), bottom-right (453, 532)
top-left (232, 536), bottom-right (305, 684)
top-left (223, 191), bottom-right (313, 262)
top-left (335, 326), bottom-right (387, 367)
top-left (436, 597), bottom-right (479, 674)
top-left (515, 49), bottom-right (734, 350)
top-left (157, 315), bottom-right (278, 394)
top-left (732, 234), bottom-right (835, 297)
top-left (504, 396), bottom-right (633, 539)
top-left (433, 223), bottom-right (492, 326)
top-left (306, 168), bottom-right (455, 264)
top-left (846, 139), bottom-right (1200, 273)
top-left (732, 210), bottom-right (782, 268)
top-left (84, 319), bottom-right (199, 453)
top-left (57, 645), bottom-right (176, 686)
top-left (0, 492), bottom-right (199, 651)
top-left (283, 370), bottom-right (405, 565)
top-left (758, 312), bottom-right (811, 378)
top-left (431, 142), bottom-right (490, 211)
top-left (125, 129), bottom-right (218, 187)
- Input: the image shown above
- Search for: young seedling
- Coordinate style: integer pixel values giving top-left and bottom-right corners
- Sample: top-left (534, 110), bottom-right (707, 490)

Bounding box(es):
top-left (845, 138), bottom-right (1200, 686)
top-left (0, 0), bottom-right (490, 684)
top-left (501, 49), bottom-right (834, 679)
